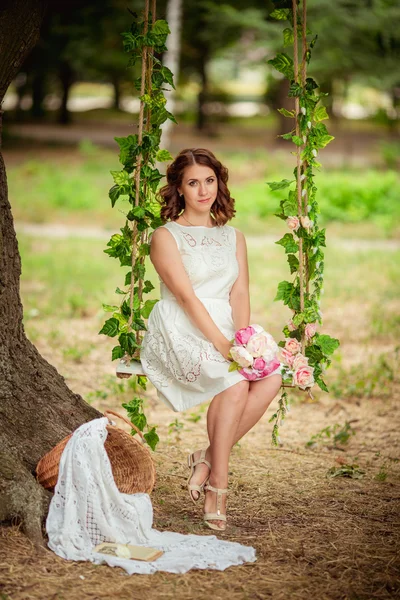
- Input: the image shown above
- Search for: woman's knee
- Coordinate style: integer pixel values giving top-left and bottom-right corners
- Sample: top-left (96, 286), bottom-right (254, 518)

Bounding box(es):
top-left (228, 380), bottom-right (249, 405)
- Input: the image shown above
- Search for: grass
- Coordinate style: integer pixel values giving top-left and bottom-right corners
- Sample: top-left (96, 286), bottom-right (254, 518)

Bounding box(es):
top-left (7, 142), bottom-right (400, 237)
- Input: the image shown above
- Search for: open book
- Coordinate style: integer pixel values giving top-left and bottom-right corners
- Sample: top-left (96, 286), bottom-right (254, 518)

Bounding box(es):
top-left (94, 542), bottom-right (163, 562)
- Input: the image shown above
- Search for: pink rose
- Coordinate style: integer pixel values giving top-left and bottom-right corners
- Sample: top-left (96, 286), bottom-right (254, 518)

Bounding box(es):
top-left (253, 357), bottom-right (266, 371)
top-left (305, 323), bottom-right (317, 339)
top-left (280, 348), bottom-right (295, 368)
top-left (239, 367), bottom-right (258, 381)
top-left (292, 353), bottom-right (308, 370)
top-left (246, 333), bottom-right (268, 358)
top-left (235, 326), bottom-right (255, 345)
top-left (293, 365), bottom-right (315, 389)
top-left (284, 338), bottom-right (301, 355)
top-left (230, 345), bottom-right (254, 368)
top-left (286, 216), bottom-right (300, 232)
top-left (287, 319), bottom-right (297, 332)
top-left (300, 216), bottom-right (313, 230)
top-left (260, 359), bottom-right (281, 378)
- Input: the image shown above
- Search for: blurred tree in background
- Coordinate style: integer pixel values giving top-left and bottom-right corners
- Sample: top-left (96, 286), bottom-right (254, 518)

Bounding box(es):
top-left (5, 0), bottom-right (400, 130)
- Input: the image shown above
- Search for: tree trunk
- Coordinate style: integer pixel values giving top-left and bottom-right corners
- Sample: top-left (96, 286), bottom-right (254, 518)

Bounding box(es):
top-left (0, 0), bottom-right (100, 547)
top-left (31, 71), bottom-right (46, 119)
top-left (160, 0), bottom-right (183, 149)
top-left (58, 61), bottom-right (74, 125)
top-left (196, 50), bottom-right (209, 132)
top-left (111, 74), bottom-right (121, 111)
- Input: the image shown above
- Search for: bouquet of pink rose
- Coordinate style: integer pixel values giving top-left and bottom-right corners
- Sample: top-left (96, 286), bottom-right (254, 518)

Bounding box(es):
top-left (228, 324), bottom-right (281, 381)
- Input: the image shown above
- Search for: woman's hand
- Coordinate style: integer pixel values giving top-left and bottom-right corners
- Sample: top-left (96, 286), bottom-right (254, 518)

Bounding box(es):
top-left (218, 339), bottom-right (233, 362)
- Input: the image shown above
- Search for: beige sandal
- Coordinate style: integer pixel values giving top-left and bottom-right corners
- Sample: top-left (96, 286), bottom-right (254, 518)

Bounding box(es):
top-left (187, 449), bottom-right (211, 505)
top-left (203, 483), bottom-right (228, 531)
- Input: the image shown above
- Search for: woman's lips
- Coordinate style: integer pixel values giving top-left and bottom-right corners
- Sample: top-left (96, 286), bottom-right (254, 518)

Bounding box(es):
top-left (198, 198), bottom-right (211, 203)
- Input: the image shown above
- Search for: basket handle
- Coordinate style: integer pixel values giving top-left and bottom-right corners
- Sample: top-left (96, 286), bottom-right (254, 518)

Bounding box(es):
top-left (104, 409), bottom-right (144, 441)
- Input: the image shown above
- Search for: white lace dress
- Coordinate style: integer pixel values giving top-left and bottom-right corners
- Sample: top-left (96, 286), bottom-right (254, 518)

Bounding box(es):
top-left (140, 221), bottom-right (279, 412)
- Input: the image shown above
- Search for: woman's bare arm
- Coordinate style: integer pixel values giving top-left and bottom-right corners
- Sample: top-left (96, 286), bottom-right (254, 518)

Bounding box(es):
top-left (229, 229), bottom-right (250, 330)
top-left (150, 228), bottom-right (232, 359)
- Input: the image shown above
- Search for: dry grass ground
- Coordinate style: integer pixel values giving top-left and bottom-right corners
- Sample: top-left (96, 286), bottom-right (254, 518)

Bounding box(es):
top-left (1, 232), bottom-right (400, 599)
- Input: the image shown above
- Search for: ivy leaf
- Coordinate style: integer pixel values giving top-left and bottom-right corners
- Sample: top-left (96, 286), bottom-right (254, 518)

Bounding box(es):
top-left (316, 334), bottom-right (340, 355)
top-left (276, 233), bottom-right (299, 254)
top-left (143, 279), bottom-right (155, 293)
top-left (141, 299), bottom-right (158, 319)
top-left (277, 107), bottom-right (295, 118)
top-left (137, 375), bottom-right (147, 390)
top-left (138, 243), bottom-right (151, 258)
top-left (114, 134), bottom-right (139, 165)
top-left (109, 185), bottom-right (122, 208)
top-left (111, 346), bottom-right (124, 361)
top-left (118, 332), bottom-right (139, 353)
top-left (268, 53), bottom-right (294, 79)
top-left (115, 287), bottom-right (127, 295)
top-left (282, 194), bottom-right (298, 216)
top-left (152, 19), bottom-right (170, 36)
top-left (156, 148), bottom-right (173, 162)
top-left (127, 206), bottom-right (146, 220)
top-left (274, 281), bottom-right (295, 305)
top-left (282, 27), bottom-right (294, 47)
top-left (99, 317), bottom-right (120, 338)
top-left (293, 312), bottom-right (304, 326)
top-left (314, 105), bottom-right (329, 122)
top-left (122, 397), bottom-right (143, 416)
top-left (131, 317), bottom-right (147, 331)
top-left (102, 304), bottom-right (119, 312)
top-left (305, 344), bottom-right (324, 364)
top-left (313, 229), bottom-right (326, 247)
top-left (287, 254), bottom-right (299, 274)
top-left (131, 412), bottom-right (147, 432)
top-left (267, 179), bottom-right (294, 191)
top-left (270, 8), bottom-right (290, 20)
top-left (288, 82), bottom-right (302, 97)
top-left (110, 170), bottom-right (130, 186)
top-left (292, 135), bottom-right (304, 146)
top-left (316, 377), bottom-right (329, 392)
top-left (160, 66), bottom-right (175, 88)
top-left (144, 426), bottom-right (160, 451)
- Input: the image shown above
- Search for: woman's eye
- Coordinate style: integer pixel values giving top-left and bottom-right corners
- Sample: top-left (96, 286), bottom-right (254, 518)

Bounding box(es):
top-left (207, 178), bottom-right (215, 183)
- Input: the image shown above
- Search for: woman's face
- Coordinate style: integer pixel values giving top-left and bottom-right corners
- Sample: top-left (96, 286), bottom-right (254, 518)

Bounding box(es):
top-left (178, 164), bottom-right (218, 213)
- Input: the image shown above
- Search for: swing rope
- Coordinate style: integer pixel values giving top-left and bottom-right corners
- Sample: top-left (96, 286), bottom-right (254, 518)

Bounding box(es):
top-left (128, 0), bottom-right (157, 355)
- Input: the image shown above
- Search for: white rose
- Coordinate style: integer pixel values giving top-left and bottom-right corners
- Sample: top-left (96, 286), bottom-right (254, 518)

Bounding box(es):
top-left (230, 345), bottom-right (254, 368)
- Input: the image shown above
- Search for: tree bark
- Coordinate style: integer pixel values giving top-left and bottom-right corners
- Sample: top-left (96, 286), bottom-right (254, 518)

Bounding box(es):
top-left (0, 0), bottom-right (100, 546)
top-left (58, 60), bottom-right (74, 125)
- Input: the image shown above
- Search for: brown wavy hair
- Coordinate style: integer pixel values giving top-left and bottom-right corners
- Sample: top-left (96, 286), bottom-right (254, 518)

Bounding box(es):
top-left (158, 148), bottom-right (236, 226)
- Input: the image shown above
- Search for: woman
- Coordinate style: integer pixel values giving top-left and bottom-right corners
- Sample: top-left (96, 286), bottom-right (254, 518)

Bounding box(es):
top-left (140, 148), bottom-right (282, 532)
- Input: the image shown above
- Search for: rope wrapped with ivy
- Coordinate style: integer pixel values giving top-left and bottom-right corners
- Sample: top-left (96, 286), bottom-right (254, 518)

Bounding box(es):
top-left (99, 1), bottom-right (175, 451)
top-left (267, 0), bottom-right (340, 445)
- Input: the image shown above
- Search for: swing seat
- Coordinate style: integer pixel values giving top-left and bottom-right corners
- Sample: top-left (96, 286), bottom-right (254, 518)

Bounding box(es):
top-left (116, 359), bottom-right (146, 377)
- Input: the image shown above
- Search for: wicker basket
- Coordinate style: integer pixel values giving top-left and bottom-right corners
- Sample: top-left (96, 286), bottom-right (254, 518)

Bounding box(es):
top-left (36, 410), bottom-right (155, 494)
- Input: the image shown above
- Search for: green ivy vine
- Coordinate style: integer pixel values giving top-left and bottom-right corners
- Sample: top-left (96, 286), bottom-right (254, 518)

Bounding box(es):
top-left (99, 7), bottom-right (176, 451)
top-left (266, 0), bottom-right (340, 445)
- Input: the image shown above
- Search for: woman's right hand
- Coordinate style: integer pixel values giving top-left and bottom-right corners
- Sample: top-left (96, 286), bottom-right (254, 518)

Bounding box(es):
top-left (218, 339), bottom-right (233, 362)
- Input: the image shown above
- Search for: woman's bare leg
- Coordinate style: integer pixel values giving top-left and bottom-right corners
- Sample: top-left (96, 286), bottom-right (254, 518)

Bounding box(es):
top-left (200, 380), bottom-right (249, 528)
top-left (189, 375), bottom-right (282, 503)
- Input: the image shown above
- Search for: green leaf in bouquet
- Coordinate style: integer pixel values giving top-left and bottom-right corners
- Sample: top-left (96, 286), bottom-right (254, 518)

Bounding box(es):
top-left (228, 361), bottom-right (240, 372)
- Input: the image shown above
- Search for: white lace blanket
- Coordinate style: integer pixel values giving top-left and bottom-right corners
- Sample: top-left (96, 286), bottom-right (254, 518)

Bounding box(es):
top-left (46, 418), bottom-right (256, 574)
